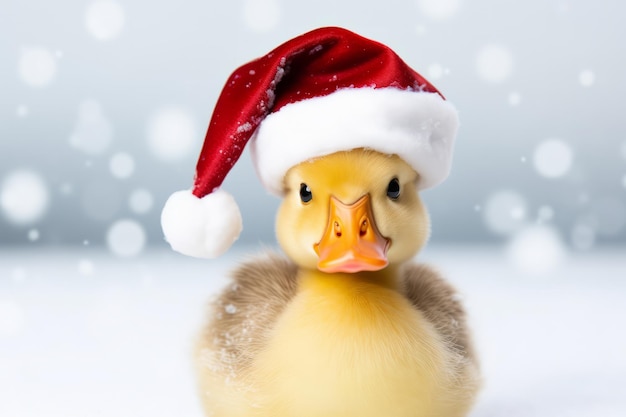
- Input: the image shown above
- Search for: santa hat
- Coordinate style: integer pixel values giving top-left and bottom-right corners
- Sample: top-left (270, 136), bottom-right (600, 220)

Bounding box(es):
top-left (161, 26), bottom-right (458, 259)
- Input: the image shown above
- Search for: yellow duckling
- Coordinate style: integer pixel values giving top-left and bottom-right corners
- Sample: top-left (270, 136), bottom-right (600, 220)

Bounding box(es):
top-left (160, 27), bottom-right (480, 417)
top-left (196, 149), bottom-right (480, 417)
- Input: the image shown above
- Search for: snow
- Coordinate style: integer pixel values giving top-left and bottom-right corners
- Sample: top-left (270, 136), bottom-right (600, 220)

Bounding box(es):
top-left (242, 0), bottom-right (281, 32)
top-left (27, 229), bottom-right (40, 242)
top-left (416, 0), bottom-right (462, 21)
top-left (225, 303), bottom-right (237, 314)
top-left (506, 225), bottom-right (566, 276)
top-left (0, 246), bottom-right (624, 417)
top-left (16, 104), bottom-right (29, 118)
top-left (106, 219), bottom-right (146, 257)
top-left (109, 152), bottom-right (135, 179)
top-left (11, 267), bottom-right (27, 283)
top-left (0, 170), bottom-right (50, 225)
top-left (578, 69), bottom-right (595, 87)
top-left (537, 205), bottom-right (554, 223)
top-left (129, 188), bottom-right (154, 214)
top-left (0, 300), bottom-right (25, 337)
top-left (69, 100), bottom-right (114, 155)
top-left (483, 190), bottom-right (528, 235)
top-left (85, 0), bottom-right (126, 41)
top-left (236, 122), bottom-right (253, 133)
top-left (78, 259), bottom-right (95, 276)
top-left (146, 107), bottom-right (198, 162)
top-left (475, 45), bottom-right (514, 83)
top-left (17, 47), bottom-right (57, 87)
top-left (508, 91), bottom-right (521, 106)
top-left (533, 138), bottom-right (573, 178)
top-left (427, 63), bottom-right (444, 80)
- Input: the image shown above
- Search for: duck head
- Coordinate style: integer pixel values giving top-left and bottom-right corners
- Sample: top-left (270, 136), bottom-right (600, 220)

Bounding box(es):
top-left (276, 149), bottom-right (430, 273)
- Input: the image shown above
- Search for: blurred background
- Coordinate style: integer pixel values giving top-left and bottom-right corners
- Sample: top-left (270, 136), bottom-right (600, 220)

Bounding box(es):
top-left (1, 1), bottom-right (625, 416)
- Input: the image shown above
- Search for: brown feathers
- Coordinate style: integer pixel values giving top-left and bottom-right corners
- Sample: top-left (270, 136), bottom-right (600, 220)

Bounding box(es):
top-left (401, 263), bottom-right (477, 363)
top-left (197, 253), bottom-right (477, 381)
top-left (196, 253), bottom-right (298, 380)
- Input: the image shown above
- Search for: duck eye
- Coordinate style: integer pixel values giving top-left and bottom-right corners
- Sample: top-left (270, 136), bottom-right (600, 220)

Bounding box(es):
top-left (299, 183), bottom-right (313, 203)
top-left (387, 178), bottom-right (400, 200)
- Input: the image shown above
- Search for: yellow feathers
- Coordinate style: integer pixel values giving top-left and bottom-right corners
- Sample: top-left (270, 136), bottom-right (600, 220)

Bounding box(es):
top-left (195, 149), bottom-right (480, 417)
top-left (250, 269), bottom-right (473, 417)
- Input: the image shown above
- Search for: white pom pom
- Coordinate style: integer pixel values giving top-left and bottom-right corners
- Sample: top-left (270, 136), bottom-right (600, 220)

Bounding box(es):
top-left (161, 189), bottom-right (243, 258)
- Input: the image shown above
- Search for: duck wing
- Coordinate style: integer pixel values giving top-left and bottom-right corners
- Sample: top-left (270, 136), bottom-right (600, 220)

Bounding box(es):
top-left (196, 252), bottom-right (299, 378)
top-left (401, 263), bottom-right (477, 363)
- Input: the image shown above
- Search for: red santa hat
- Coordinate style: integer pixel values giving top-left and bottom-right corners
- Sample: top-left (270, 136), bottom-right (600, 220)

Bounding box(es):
top-left (161, 27), bottom-right (458, 258)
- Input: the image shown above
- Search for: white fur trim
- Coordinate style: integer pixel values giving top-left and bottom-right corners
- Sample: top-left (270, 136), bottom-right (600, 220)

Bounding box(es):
top-left (251, 87), bottom-right (458, 194)
top-left (161, 189), bottom-right (242, 258)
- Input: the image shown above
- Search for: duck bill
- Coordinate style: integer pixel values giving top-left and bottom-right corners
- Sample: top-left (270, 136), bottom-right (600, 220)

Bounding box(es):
top-left (314, 194), bottom-right (390, 273)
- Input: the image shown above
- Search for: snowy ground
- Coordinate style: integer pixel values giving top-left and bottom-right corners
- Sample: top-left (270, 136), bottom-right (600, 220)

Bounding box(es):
top-left (1, 245), bottom-right (625, 417)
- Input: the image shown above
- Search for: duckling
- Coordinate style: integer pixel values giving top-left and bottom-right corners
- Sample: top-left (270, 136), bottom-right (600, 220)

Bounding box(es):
top-left (194, 149), bottom-right (479, 417)
top-left (160, 27), bottom-right (480, 417)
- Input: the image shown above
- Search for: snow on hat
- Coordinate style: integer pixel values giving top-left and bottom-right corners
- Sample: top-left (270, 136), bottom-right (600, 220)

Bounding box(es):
top-left (161, 26), bottom-right (458, 258)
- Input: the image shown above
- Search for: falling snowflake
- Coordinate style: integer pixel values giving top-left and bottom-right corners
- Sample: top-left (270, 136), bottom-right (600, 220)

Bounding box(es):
top-left (0, 170), bottom-right (50, 225)
top-left (507, 225), bottom-right (567, 276)
top-left (578, 70), bottom-right (595, 87)
top-left (533, 139), bottom-right (573, 178)
top-left (427, 63), bottom-right (444, 80)
top-left (416, 0), bottom-right (462, 21)
top-left (85, 0), bottom-right (125, 41)
top-left (147, 107), bottom-right (198, 162)
top-left (16, 105), bottom-right (29, 118)
top-left (556, 0), bottom-right (571, 14)
top-left (18, 47), bottom-right (58, 87)
top-left (109, 152), bottom-right (135, 179)
top-left (106, 219), bottom-right (146, 257)
top-left (59, 183), bottom-right (73, 195)
top-left (27, 229), bottom-right (40, 241)
top-left (508, 92), bottom-right (521, 106)
top-left (129, 189), bottom-right (154, 214)
top-left (225, 304), bottom-right (237, 314)
top-left (483, 190), bottom-right (528, 235)
top-left (242, 0), bottom-right (281, 32)
top-left (476, 44), bottom-right (514, 83)
top-left (69, 100), bottom-right (114, 155)
top-left (537, 206), bottom-right (554, 223)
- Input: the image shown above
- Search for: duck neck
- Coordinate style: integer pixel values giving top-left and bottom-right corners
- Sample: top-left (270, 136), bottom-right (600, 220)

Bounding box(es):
top-left (298, 265), bottom-right (403, 293)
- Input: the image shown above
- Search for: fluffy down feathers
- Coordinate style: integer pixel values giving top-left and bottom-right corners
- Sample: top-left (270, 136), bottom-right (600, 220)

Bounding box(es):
top-left (195, 252), bottom-right (479, 417)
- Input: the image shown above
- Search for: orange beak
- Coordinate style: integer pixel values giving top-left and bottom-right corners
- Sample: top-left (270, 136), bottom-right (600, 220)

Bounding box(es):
top-left (314, 195), bottom-right (390, 273)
